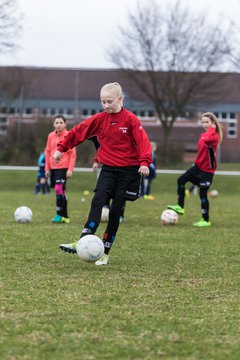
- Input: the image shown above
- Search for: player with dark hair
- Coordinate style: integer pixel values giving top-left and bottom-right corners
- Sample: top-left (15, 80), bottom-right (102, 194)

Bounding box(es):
top-left (45, 115), bottom-right (76, 223)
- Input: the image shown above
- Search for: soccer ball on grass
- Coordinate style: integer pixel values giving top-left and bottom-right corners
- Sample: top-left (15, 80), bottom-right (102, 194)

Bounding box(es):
top-left (161, 209), bottom-right (179, 225)
top-left (14, 206), bottom-right (33, 223)
top-left (209, 189), bottom-right (219, 198)
top-left (76, 235), bottom-right (104, 262)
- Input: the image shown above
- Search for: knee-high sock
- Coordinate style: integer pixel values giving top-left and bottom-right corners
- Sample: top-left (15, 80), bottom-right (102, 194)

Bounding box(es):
top-left (55, 183), bottom-right (67, 217)
top-left (199, 187), bottom-right (209, 221)
top-left (103, 196), bottom-right (126, 255)
top-left (80, 191), bottom-right (110, 237)
top-left (177, 178), bottom-right (186, 208)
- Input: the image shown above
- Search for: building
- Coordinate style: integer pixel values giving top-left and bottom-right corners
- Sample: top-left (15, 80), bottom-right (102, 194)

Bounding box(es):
top-left (0, 66), bottom-right (240, 162)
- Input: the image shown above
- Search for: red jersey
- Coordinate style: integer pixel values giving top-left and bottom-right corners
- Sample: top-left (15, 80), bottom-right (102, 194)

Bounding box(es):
top-left (57, 108), bottom-right (152, 167)
top-left (195, 127), bottom-right (219, 173)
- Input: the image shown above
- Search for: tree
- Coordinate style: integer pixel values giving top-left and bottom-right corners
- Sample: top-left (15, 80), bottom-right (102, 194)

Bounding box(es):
top-left (108, 0), bottom-right (233, 163)
top-left (0, 0), bottom-right (22, 55)
top-left (228, 1), bottom-right (240, 71)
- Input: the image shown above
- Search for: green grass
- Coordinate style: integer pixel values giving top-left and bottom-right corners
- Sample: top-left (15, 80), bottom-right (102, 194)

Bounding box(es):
top-left (1, 170), bottom-right (240, 360)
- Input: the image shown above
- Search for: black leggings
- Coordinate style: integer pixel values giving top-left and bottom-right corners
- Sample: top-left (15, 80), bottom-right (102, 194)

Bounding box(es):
top-left (177, 173), bottom-right (210, 221)
top-left (81, 190), bottom-right (126, 253)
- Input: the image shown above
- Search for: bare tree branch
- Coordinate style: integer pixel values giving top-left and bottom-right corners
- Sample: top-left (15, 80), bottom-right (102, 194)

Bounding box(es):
top-left (0, 0), bottom-right (22, 55)
top-left (107, 0), bottom-right (234, 163)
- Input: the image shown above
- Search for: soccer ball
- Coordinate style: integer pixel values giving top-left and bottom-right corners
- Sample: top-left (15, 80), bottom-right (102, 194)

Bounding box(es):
top-left (209, 189), bottom-right (219, 198)
top-left (161, 209), bottom-right (179, 225)
top-left (101, 206), bottom-right (109, 222)
top-left (76, 235), bottom-right (104, 262)
top-left (14, 206), bottom-right (33, 223)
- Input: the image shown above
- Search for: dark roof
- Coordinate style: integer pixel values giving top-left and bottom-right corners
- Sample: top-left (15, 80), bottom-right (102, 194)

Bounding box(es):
top-left (1, 66), bottom-right (240, 103)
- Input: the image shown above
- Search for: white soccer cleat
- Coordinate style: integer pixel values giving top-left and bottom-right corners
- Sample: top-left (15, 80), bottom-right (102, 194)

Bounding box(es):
top-left (95, 254), bottom-right (109, 266)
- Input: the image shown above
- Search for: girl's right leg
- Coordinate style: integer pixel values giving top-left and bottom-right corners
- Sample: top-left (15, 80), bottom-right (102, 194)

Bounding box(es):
top-left (177, 172), bottom-right (194, 208)
top-left (80, 190), bottom-right (110, 237)
top-left (59, 191), bottom-right (110, 254)
top-left (168, 171), bottom-right (194, 214)
top-left (143, 178), bottom-right (149, 196)
top-left (35, 178), bottom-right (40, 194)
top-left (177, 174), bottom-right (188, 208)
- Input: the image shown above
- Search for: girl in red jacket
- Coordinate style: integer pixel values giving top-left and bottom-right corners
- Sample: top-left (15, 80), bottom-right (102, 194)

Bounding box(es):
top-left (45, 115), bottom-right (76, 223)
top-left (53, 82), bottom-right (152, 265)
top-left (168, 112), bottom-right (222, 227)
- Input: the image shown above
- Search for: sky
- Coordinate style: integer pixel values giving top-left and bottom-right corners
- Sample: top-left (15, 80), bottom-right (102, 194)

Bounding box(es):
top-left (1, 0), bottom-right (239, 69)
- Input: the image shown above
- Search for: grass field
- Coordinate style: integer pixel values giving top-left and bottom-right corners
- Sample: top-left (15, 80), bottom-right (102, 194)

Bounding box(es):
top-left (1, 170), bottom-right (240, 360)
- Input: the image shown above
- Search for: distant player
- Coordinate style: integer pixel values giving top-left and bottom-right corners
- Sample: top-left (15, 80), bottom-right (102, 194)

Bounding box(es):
top-left (35, 149), bottom-right (50, 194)
top-left (168, 112), bottom-right (222, 226)
top-left (142, 141), bottom-right (157, 200)
top-left (53, 82), bottom-right (152, 265)
top-left (45, 115), bottom-right (76, 223)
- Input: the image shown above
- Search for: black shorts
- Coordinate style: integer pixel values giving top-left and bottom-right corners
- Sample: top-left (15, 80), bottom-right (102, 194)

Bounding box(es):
top-left (50, 168), bottom-right (67, 189)
top-left (95, 165), bottom-right (141, 201)
top-left (182, 165), bottom-right (214, 188)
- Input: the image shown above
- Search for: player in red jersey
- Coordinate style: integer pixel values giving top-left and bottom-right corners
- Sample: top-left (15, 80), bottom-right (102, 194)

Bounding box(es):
top-left (53, 82), bottom-right (152, 265)
top-left (167, 112), bottom-right (222, 227)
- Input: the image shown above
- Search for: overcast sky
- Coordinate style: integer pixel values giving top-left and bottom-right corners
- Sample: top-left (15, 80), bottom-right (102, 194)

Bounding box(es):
top-left (1, 0), bottom-right (239, 69)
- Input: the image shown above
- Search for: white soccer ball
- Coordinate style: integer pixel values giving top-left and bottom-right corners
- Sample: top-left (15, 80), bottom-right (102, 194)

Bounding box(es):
top-left (209, 189), bottom-right (219, 198)
top-left (14, 206), bottom-right (33, 223)
top-left (76, 235), bottom-right (104, 263)
top-left (161, 209), bottom-right (179, 225)
top-left (101, 206), bottom-right (109, 222)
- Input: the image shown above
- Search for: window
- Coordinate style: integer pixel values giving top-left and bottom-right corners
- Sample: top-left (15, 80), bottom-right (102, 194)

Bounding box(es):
top-left (0, 117), bottom-right (7, 124)
top-left (0, 116), bottom-right (8, 134)
top-left (1, 107), bottom-right (7, 114)
top-left (183, 111), bottom-right (194, 118)
top-left (66, 108), bottom-right (72, 115)
top-left (25, 108), bottom-right (32, 115)
top-left (82, 109), bottom-right (88, 116)
top-left (227, 119), bottom-right (237, 138)
top-left (91, 109), bottom-right (96, 115)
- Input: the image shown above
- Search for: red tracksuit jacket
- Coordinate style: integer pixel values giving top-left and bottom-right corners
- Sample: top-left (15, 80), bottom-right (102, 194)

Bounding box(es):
top-left (57, 108), bottom-right (152, 167)
top-left (195, 127), bottom-right (220, 173)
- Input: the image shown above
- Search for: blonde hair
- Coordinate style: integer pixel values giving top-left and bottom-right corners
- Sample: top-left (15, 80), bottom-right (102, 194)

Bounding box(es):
top-left (100, 82), bottom-right (124, 106)
top-left (202, 112), bottom-right (223, 144)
